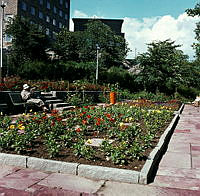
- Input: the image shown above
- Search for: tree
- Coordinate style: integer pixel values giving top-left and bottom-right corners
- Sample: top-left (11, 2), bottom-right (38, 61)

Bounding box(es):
top-left (53, 30), bottom-right (82, 62)
top-left (136, 39), bottom-right (189, 94)
top-left (6, 16), bottom-right (50, 73)
top-left (54, 20), bottom-right (129, 68)
top-left (186, 4), bottom-right (200, 60)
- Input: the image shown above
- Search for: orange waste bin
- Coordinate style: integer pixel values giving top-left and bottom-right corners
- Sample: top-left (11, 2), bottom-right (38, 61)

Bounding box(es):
top-left (110, 92), bottom-right (116, 104)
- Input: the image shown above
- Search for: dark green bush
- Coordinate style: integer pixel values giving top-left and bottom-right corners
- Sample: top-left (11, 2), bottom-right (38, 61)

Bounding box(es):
top-left (177, 85), bottom-right (199, 100)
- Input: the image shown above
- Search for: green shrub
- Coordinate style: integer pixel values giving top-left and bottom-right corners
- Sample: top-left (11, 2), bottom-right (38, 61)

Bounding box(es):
top-left (177, 85), bottom-right (199, 100)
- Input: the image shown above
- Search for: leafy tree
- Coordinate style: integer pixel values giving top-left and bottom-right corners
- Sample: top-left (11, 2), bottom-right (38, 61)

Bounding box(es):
top-left (53, 30), bottom-right (82, 62)
top-left (6, 16), bottom-right (50, 73)
top-left (136, 39), bottom-right (189, 94)
top-left (186, 4), bottom-right (200, 60)
top-left (54, 20), bottom-right (129, 68)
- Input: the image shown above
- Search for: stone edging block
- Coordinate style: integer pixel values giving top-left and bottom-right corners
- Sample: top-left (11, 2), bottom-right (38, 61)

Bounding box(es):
top-left (0, 153), bottom-right (27, 168)
top-left (27, 157), bottom-right (78, 175)
top-left (77, 164), bottom-right (140, 184)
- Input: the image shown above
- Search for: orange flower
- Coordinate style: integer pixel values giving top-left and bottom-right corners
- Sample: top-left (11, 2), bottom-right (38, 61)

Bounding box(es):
top-left (106, 113), bottom-right (111, 118)
top-left (82, 120), bottom-right (87, 125)
top-left (76, 128), bottom-right (81, 132)
top-left (96, 121), bottom-right (101, 126)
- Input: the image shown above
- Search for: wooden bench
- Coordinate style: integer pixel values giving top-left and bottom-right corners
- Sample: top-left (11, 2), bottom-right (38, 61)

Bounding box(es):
top-left (8, 92), bottom-right (36, 114)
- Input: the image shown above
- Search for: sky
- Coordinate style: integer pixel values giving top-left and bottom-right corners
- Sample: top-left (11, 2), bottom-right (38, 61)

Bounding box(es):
top-left (70, 0), bottom-right (200, 60)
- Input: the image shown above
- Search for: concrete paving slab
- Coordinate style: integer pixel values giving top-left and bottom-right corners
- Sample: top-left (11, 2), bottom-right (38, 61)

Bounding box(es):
top-left (159, 152), bottom-right (191, 169)
top-left (192, 156), bottom-right (200, 169)
top-left (6, 168), bottom-right (49, 181)
top-left (0, 165), bottom-right (21, 178)
top-left (0, 176), bottom-right (39, 190)
top-left (38, 173), bottom-right (105, 194)
top-left (0, 187), bottom-right (30, 196)
top-left (191, 144), bottom-right (200, 155)
top-left (97, 180), bottom-right (200, 196)
top-left (167, 142), bottom-right (190, 154)
top-left (152, 175), bottom-right (200, 191)
top-left (156, 166), bottom-right (200, 179)
top-left (174, 129), bottom-right (191, 133)
top-left (30, 186), bottom-right (83, 196)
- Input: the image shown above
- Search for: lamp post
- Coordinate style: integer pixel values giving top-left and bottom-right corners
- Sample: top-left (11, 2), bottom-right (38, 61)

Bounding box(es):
top-left (0, 1), bottom-right (6, 83)
top-left (96, 44), bottom-right (100, 83)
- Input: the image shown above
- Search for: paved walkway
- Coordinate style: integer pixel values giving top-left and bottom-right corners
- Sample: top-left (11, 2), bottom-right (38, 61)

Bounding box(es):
top-left (0, 104), bottom-right (200, 195)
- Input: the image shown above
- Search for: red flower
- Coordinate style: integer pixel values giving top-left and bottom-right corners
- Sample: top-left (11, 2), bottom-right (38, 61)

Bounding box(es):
top-left (110, 118), bottom-right (115, 122)
top-left (42, 116), bottom-right (47, 120)
top-left (51, 121), bottom-right (55, 126)
top-left (56, 117), bottom-right (62, 121)
top-left (87, 115), bottom-right (91, 118)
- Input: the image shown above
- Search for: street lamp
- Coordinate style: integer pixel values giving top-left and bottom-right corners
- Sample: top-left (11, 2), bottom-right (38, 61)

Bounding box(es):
top-left (0, 1), bottom-right (6, 83)
top-left (96, 44), bottom-right (100, 83)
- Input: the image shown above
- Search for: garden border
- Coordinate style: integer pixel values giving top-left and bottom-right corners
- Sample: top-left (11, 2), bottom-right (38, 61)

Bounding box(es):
top-left (0, 104), bottom-right (184, 184)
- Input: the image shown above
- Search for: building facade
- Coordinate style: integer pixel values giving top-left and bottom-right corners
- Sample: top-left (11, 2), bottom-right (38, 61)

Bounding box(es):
top-left (4, 0), bottom-right (70, 44)
top-left (72, 18), bottom-right (124, 37)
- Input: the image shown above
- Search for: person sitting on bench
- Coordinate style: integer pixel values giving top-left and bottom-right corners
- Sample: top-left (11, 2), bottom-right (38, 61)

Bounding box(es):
top-left (21, 84), bottom-right (49, 112)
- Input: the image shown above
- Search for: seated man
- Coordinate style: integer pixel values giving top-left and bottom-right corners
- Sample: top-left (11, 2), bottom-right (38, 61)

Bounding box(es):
top-left (21, 84), bottom-right (49, 112)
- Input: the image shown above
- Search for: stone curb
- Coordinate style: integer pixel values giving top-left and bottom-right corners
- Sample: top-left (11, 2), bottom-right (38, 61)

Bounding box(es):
top-left (27, 157), bottom-right (78, 175)
top-left (0, 104), bottom-right (184, 184)
top-left (78, 164), bottom-right (140, 184)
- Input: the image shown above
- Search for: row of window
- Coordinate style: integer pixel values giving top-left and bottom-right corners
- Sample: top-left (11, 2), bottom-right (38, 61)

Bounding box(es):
top-left (39, 0), bottom-right (68, 8)
top-left (21, 1), bottom-right (68, 20)
top-left (30, 19), bottom-right (65, 29)
top-left (4, 26), bottom-right (58, 43)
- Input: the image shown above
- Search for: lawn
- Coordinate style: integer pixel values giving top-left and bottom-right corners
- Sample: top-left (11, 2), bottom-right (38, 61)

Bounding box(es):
top-left (0, 99), bottom-right (180, 171)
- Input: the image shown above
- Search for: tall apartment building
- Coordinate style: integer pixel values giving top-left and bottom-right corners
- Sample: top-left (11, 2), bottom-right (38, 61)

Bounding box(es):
top-left (3, 0), bottom-right (70, 45)
top-left (72, 18), bottom-right (124, 37)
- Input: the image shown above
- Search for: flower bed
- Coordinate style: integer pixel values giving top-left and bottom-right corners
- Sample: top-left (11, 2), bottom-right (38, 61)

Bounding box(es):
top-left (0, 99), bottom-right (180, 171)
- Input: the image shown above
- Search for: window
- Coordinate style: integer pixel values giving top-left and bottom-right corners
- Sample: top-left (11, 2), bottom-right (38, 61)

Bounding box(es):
top-left (53, 19), bottom-right (56, 26)
top-left (65, 1), bottom-right (68, 8)
top-left (21, 2), bottom-right (27, 11)
top-left (59, 22), bottom-right (62, 28)
top-left (39, 11), bottom-right (43, 19)
top-left (39, 0), bottom-right (43, 5)
top-left (60, 0), bottom-right (63, 4)
top-left (53, 6), bottom-right (57, 14)
top-left (5, 14), bottom-right (14, 22)
top-left (52, 31), bottom-right (57, 39)
top-left (46, 28), bottom-right (50, 35)
top-left (46, 15), bottom-right (50, 23)
top-left (39, 25), bottom-right (43, 30)
top-left (31, 7), bottom-right (36, 15)
top-left (64, 14), bottom-right (68, 20)
top-left (30, 20), bottom-right (35, 24)
top-left (47, 1), bottom-right (50, 9)
top-left (5, 34), bottom-right (12, 42)
top-left (59, 10), bottom-right (62, 17)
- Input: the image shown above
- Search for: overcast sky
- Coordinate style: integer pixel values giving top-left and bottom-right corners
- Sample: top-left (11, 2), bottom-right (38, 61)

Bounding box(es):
top-left (70, 0), bottom-right (199, 60)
